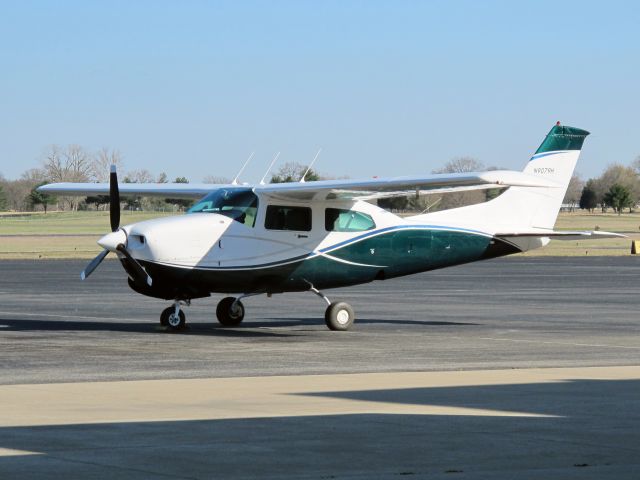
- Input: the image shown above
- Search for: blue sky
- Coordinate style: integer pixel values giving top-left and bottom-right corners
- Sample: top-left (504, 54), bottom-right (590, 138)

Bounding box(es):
top-left (1, 0), bottom-right (638, 181)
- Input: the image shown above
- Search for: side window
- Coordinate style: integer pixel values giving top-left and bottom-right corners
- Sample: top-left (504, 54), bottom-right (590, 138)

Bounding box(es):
top-left (265, 205), bottom-right (312, 231)
top-left (325, 208), bottom-right (376, 232)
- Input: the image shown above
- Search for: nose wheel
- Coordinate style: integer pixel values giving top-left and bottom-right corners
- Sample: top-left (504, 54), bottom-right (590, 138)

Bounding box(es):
top-left (160, 301), bottom-right (187, 331)
top-left (216, 297), bottom-right (245, 327)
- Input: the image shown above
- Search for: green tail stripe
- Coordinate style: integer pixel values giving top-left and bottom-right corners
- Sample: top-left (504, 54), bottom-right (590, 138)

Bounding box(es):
top-left (535, 124), bottom-right (590, 154)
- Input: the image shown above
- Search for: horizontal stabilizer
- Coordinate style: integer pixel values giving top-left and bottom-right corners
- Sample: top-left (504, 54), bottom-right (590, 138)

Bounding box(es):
top-left (496, 230), bottom-right (626, 241)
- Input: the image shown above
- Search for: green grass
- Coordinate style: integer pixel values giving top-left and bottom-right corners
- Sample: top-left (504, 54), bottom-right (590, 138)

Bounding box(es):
top-left (0, 210), bottom-right (170, 235)
top-left (554, 211), bottom-right (640, 234)
top-left (0, 210), bottom-right (638, 259)
top-left (0, 211), bottom-right (171, 259)
top-left (518, 211), bottom-right (638, 257)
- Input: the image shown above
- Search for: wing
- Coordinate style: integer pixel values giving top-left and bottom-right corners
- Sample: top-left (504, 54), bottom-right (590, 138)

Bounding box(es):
top-left (255, 170), bottom-right (560, 201)
top-left (37, 182), bottom-right (228, 199)
top-left (38, 170), bottom-right (558, 201)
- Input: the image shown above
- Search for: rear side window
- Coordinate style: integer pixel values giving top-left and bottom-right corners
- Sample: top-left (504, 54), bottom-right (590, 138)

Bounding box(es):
top-left (325, 208), bottom-right (376, 232)
top-left (265, 205), bottom-right (312, 231)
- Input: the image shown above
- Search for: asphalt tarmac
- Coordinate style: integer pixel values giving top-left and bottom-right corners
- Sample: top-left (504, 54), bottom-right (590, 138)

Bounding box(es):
top-left (0, 257), bottom-right (639, 478)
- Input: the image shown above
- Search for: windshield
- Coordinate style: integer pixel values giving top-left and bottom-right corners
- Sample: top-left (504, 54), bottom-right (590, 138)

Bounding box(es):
top-left (187, 188), bottom-right (258, 227)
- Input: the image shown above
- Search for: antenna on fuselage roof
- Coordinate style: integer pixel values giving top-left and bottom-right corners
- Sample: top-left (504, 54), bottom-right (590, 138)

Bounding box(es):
top-left (259, 152), bottom-right (281, 185)
top-left (231, 151), bottom-right (255, 185)
top-left (300, 148), bottom-right (322, 183)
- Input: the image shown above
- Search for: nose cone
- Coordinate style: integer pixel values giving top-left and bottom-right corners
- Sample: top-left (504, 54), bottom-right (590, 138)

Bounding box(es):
top-left (98, 229), bottom-right (127, 252)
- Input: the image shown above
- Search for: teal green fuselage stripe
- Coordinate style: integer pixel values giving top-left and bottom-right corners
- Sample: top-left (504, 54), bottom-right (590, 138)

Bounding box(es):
top-left (129, 229), bottom-right (519, 299)
top-left (534, 124), bottom-right (590, 154)
top-left (294, 229), bottom-right (495, 288)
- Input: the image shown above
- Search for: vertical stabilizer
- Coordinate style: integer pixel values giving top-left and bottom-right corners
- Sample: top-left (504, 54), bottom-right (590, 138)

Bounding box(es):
top-left (412, 123), bottom-right (590, 233)
top-left (521, 123), bottom-right (590, 229)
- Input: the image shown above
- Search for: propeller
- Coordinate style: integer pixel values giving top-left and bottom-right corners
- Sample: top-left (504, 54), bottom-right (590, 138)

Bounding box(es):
top-left (109, 165), bottom-right (120, 232)
top-left (80, 166), bottom-right (152, 287)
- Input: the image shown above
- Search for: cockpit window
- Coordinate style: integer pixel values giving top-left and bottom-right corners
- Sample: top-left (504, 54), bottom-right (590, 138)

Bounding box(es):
top-left (187, 188), bottom-right (258, 227)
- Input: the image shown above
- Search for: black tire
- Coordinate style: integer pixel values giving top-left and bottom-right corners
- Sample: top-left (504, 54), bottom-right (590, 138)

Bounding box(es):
top-left (216, 297), bottom-right (245, 327)
top-left (325, 302), bottom-right (355, 331)
top-left (161, 306), bottom-right (186, 330)
top-left (160, 307), bottom-right (171, 326)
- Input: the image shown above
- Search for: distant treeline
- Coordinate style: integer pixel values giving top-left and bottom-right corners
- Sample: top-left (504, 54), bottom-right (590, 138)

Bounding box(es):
top-left (0, 144), bottom-right (639, 215)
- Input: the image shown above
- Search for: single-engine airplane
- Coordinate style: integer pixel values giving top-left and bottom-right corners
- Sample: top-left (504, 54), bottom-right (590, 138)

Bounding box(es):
top-left (39, 123), bottom-right (622, 331)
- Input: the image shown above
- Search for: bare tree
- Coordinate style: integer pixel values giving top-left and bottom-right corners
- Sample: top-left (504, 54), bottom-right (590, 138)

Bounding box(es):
top-left (203, 175), bottom-right (231, 184)
top-left (432, 156), bottom-right (485, 174)
top-left (91, 147), bottom-right (124, 182)
top-left (124, 169), bottom-right (155, 183)
top-left (64, 145), bottom-right (93, 182)
top-left (21, 168), bottom-right (47, 183)
top-left (41, 145), bottom-right (93, 210)
top-left (429, 156), bottom-right (486, 210)
top-left (563, 173), bottom-right (584, 212)
top-left (270, 162), bottom-right (321, 183)
top-left (41, 145), bottom-right (65, 182)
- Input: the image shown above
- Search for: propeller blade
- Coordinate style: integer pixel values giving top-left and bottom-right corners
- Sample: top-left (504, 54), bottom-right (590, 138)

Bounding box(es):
top-left (110, 165), bottom-right (120, 232)
top-left (116, 244), bottom-right (153, 287)
top-left (80, 249), bottom-right (109, 281)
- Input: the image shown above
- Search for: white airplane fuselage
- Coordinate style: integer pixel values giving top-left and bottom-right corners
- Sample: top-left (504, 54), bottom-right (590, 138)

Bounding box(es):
top-left (102, 195), bottom-right (517, 301)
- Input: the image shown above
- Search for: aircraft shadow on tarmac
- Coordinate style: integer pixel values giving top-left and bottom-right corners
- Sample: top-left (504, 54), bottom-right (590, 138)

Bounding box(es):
top-left (259, 317), bottom-right (479, 328)
top-left (0, 318), bottom-right (296, 338)
top-left (0, 378), bottom-right (637, 478)
top-left (0, 317), bottom-right (478, 335)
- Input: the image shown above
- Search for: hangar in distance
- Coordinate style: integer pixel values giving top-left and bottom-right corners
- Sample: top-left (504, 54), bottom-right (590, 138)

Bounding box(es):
top-left (39, 123), bottom-right (621, 331)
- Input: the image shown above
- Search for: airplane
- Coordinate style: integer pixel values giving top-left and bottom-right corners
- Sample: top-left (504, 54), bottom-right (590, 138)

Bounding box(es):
top-left (38, 123), bottom-right (622, 331)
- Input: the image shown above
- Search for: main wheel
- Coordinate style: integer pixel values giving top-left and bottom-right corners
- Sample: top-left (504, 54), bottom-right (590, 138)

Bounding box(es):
top-left (160, 306), bottom-right (186, 330)
top-left (216, 297), bottom-right (245, 327)
top-left (325, 302), bottom-right (355, 331)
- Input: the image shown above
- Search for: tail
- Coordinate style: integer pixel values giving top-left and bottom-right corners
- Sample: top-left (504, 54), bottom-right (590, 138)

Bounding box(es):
top-left (414, 123), bottom-right (590, 233)
top-left (511, 123), bottom-right (589, 229)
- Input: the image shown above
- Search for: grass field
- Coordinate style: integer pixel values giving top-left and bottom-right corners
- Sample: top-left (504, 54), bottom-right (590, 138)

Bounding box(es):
top-left (0, 210), bottom-right (171, 235)
top-left (0, 210), bottom-right (638, 259)
top-left (522, 211), bottom-right (640, 257)
top-left (0, 211), bottom-right (171, 259)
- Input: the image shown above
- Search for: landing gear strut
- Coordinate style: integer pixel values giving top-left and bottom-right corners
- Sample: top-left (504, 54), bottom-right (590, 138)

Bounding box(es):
top-left (310, 285), bottom-right (355, 331)
top-left (160, 300), bottom-right (188, 331)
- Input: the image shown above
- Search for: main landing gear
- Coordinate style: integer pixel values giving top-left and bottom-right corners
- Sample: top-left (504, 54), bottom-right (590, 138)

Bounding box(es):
top-left (310, 286), bottom-right (355, 331)
top-left (216, 296), bottom-right (245, 326)
top-left (212, 287), bottom-right (355, 330)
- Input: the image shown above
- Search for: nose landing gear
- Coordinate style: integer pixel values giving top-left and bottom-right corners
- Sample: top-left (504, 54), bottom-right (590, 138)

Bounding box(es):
top-left (160, 300), bottom-right (189, 331)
